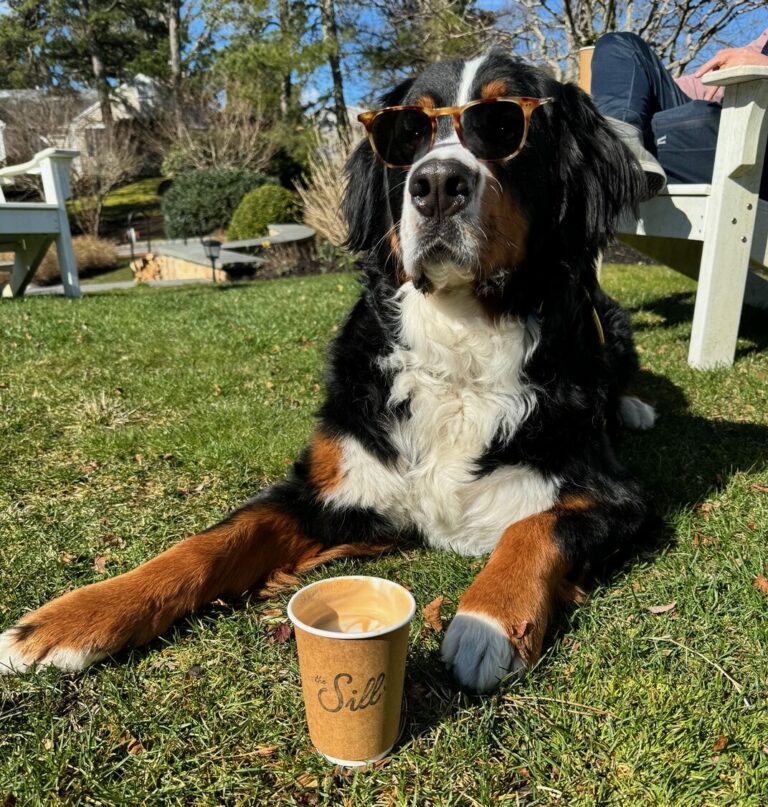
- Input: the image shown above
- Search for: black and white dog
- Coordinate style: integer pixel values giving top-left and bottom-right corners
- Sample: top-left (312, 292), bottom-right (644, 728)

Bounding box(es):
top-left (0, 51), bottom-right (656, 692)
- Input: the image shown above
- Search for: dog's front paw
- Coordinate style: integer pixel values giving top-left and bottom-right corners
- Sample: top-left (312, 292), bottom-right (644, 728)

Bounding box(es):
top-left (0, 623), bottom-right (104, 675)
top-left (620, 396), bottom-right (656, 430)
top-left (441, 612), bottom-right (526, 693)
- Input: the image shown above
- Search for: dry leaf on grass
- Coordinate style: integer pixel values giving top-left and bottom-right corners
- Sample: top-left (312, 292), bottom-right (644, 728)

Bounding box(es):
top-left (750, 484), bottom-right (768, 494)
top-left (296, 774), bottom-right (319, 788)
top-left (265, 622), bottom-right (292, 644)
top-left (692, 533), bottom-right (713, 546)
top-left (712, 735), bottom-right (729, 753)
top-left (422, 596), bottom-right (444, 633)
top-left (61, 552), bottom-right (76, 566)
top-left (93, 556), bottom-right (109, 574)
top-left (125, 736), bottom-right (145, 756)
top-left (648, 601), bottom-right (676, 615)
top-left (261, 608), bottom-right (283, 619)
top-left (753, 576), bottom-right (768, 596)
top-left (255, 745), bottom-right (278, 757)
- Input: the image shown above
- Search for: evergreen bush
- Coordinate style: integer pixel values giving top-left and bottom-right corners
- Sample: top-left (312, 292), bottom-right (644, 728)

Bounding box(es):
top-left (162, 169), bottom-right (272, 239)
top-left (227, 185), bottom-right (301, 241)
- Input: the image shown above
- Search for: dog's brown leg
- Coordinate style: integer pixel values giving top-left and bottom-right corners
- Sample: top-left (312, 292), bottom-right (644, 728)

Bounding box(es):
top-left (0, 502), bottom-right (376, 674)
top-left (442, 501), bottom-right (587, 692)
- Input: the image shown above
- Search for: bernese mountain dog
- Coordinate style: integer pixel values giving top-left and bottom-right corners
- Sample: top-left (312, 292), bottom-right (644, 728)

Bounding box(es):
top-left (0, 51), bottom-right (657, 693)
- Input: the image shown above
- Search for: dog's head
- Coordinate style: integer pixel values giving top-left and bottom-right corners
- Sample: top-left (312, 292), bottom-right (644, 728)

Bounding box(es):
top-left (344, 51), bottom-right (643, 300)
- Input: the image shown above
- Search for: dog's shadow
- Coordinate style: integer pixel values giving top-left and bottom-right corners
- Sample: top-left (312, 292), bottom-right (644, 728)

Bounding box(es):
top-left (397, 290), bottom-right (768, 745)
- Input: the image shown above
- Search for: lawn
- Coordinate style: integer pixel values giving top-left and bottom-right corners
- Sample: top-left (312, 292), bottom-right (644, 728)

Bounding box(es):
top-left (1, 266), bottom-right (767, 805)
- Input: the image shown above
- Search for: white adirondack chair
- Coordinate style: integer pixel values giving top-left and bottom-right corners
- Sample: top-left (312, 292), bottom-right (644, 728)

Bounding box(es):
top-left (617, 66), bottom-right (768, 369)
top-left (0, 147), bottom-right (81, 299)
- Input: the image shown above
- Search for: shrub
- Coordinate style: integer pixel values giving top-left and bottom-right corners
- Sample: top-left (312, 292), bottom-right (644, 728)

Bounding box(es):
top-left (162, 168), bottom-right (273, 239)
top-left (35, 236), bottom-right (120, 286)
top-left (227, 185), bottom-right (301, 241)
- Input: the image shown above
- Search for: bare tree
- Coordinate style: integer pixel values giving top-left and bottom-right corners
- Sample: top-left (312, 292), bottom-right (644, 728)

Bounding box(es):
top-left (155, 88), bottom-right (278, 175)
top-left (70, 130), bottom-right (142, 236)
top-left (496, 0), bottom-right (767, 81)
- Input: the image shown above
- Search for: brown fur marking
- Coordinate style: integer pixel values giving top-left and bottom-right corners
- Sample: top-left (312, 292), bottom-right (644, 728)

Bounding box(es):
top-left (308, 432), bottom-right (344, 494)
top-left (9, 504), bottom-right (369, 664)
top-left (477, 173), bottom-right (529, 273)
top-left (389, 228), bottom-right (401, 261)
top-left (481, 80), bottom-right (508, 99)
top-left (456, 510), bottom-right (571, 665)
top-left (416, 95), bottom-right (436, 109)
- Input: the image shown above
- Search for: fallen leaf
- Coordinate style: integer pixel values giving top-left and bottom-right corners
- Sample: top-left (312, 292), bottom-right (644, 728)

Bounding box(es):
top-left (753, 576), bottom-right (768, 596)
top-left (93, 556), bottom-right (109, 574)
top-left (125, 736), bottom-right (144, 756)
top-left (101, 534), bottom-right (125, 549)
top-left (519, 768), bottom-right (531, 779)
top-left (750, 484), bottom-right (768, 494)
top-left (712, 735), bottom-right (729, 753)
top-left (296, 774), bottom-right (318, 788)
top-left (61, 552), bottom-right (76, 566)
top-left (422, 595), bottom-right (444, 633)
top-left (265, 622), bottom-right (292, 644)
top-left (265, 380), bottom-right (274, 390)
top-left (648, 601), bottom-right (676, 615)
top-left (747, 522), bottom-right (758, 531)
top-left (213, 384), bottom-right (222, 396)
top-left (692, 533), bottom-right (713, 546)
top-left (261, 608), bottom-right (283, 618)
top-left (255, 745), bottom-right (278, 757)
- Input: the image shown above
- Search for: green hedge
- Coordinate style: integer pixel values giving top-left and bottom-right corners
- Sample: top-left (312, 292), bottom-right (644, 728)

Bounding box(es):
top-left (162, 169), bottom-right (272, 239)
top-left (227, 185), bottom-right (301, 241)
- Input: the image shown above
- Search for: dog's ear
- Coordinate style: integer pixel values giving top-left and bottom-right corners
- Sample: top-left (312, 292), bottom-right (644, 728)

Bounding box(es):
top-left (553, 82), bottom-right (645, 252)
top-left (343, 78), bottom-right (414, 254)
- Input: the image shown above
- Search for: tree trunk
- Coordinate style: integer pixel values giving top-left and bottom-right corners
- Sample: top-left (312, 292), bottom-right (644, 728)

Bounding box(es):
top-left (167, 0), bottom-right (183, 136)
top-left (320, 0), bottom-right (349, 138)
top-left (278, 0), bottom-right (292, 117)
top-left (91, 50), bottom-right (114, 136)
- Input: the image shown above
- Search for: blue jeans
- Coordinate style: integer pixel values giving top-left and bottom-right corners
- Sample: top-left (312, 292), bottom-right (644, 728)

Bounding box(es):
top-left (591, 32), bottom-right (767, 196)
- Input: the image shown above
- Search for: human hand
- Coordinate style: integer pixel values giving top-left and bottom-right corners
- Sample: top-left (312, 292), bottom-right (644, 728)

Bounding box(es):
top-left (694, 47), bottom-right (768, 77)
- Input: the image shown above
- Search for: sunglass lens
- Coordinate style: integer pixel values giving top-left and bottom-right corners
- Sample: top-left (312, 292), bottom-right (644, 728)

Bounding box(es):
top-left (370, 108), bottom-right (431, 167)
top-left (461, 101), bottom-right (526, 161)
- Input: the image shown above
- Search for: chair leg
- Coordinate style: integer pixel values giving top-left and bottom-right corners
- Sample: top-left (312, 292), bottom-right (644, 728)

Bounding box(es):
top-left (56, 231), bottom-right (81, 299)
top-left (3, 237), bottom-right (53, 298)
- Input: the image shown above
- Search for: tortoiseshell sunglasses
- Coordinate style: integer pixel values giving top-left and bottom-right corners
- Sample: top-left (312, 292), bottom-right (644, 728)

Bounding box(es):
top-left (357, 96), bottom-right (554, 169)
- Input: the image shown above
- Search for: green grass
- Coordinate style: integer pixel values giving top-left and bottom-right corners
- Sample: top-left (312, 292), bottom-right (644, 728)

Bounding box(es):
top-left (80, 262), bottom-right (135, 286)
top-left (1, 266), bottom-right (767, 805)
top-left (68, 177), bottom-right (166, 234)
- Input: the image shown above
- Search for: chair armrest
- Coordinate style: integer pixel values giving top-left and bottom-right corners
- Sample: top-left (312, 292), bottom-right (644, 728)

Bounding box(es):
top-left (0, 148), bottom-right (79, 184)
top-left (701, 65), bottom-right (768, 87)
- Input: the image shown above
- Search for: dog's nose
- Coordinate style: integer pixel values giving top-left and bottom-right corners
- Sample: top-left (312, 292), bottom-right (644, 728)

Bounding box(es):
top-left (408, 159), bottom-right (477, 219)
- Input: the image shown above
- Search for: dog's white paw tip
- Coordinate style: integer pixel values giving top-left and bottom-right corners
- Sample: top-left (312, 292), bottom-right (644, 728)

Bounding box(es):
top-left (0, 628), bottom-right (33, 675)
top-left (441, 613), bottom-right (525, 693)
top-left (620, 396), bottom-right (657, 430)
top-left (0, 626), bottom-right (101, 675)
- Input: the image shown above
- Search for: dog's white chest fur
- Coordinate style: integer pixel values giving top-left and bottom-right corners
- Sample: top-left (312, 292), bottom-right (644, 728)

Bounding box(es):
top-left (326, 283), bottom-right (557, 555)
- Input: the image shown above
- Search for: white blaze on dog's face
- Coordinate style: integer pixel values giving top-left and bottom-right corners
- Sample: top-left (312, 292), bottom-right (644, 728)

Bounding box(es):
top-left (398, 54), bottom-right (530, 292)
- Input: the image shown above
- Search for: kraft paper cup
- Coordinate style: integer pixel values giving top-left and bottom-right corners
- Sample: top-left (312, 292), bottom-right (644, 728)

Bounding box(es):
top-left (287, 576), bottom-right (416, 767)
